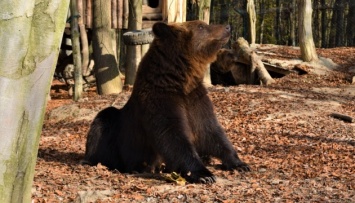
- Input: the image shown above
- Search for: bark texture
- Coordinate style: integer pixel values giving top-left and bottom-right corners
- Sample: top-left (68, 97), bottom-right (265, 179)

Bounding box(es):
top-left (0, 1), bottom-right (70, 202)
top-left (298, 0), bottom-right (318, 62)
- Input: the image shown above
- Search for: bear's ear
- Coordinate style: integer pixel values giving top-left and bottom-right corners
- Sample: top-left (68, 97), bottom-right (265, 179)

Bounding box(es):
top-left (152, 22), bottom-right (174, 39)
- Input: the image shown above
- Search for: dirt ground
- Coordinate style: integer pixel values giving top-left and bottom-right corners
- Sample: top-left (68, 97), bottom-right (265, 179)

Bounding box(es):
top-left (32, 46), bottom-right (355, 202)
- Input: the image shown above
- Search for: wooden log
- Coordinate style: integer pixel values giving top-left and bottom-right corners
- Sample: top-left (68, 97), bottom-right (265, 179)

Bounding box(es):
top-left (86, 0), bottom-right (92, 28)
top-left (117, 0), bottom-right (123, 29)
top-left (80, 25), bottom-right (90, 76)
top-left (70, 0), bottom-right (83, 100)
top-left (76, 0), bottom-right (90, 76)
top-left (77, 0), bottom-right (84, 25)
top-left (330, 113), bottom-right (354, 123)
top-left (112, 0), bottom-right (117, 28)
top-left (233, 37), bottom-right (275, 85)
top-left (220, 50), bottom-right (297, 78)
top-left (123, 0), bottom-right (129, 29)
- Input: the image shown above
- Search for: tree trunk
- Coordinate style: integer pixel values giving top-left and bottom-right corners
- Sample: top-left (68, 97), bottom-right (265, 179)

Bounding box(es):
top-left (198, 0), bottom-right (211, 23)
top-left (218, 0), bottom-right (229, 24)
top-left (298, 0), bottom-right (319, 62)
top-left (275, 0), bottom-right (281, 44)
top-left (125, 0), bottom-right (142, 86)
top-left (70, 0), bottom-right (83, 101)
top-left (78, 0), bottom-right (91, 77)
top-left (258, 0), bottom-right (265, 44)
top-left (92, 0), bottom-right (123, 94)
top-left (242, 0), bottom-right (249, 40)
top-left (335, 0), bottom-right (345, 47)
top-left (346, 0), bottom-right (355, 46)
top-left (312, 0), bottom-right (321, 47)
top-left (0, 1), bottom-right (70, 202)
top-left (246, 0), bottom-right (256, 46)
top-left (320, 0), bottom-right (327, 48)
top-left (196, 0), bottom-right (212, 86)
top-left (164, 0), bottom-right (187, 23)
top-left (289, 0), bottom-right (296, 46)
top-left (329, 1), bottom-right (337, 47)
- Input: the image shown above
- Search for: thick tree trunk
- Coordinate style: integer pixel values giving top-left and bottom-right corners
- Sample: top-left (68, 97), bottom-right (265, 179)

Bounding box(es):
top-left (0, 1), bottom-right (69, 202)
top-left (92, 0), bottom-right (123, 94)
top-left (298, 0), bottom-right (319, 62)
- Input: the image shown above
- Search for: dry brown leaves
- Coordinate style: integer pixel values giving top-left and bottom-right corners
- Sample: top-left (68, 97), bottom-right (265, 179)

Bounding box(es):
top-left (33, 47), bottom-right (355, 202)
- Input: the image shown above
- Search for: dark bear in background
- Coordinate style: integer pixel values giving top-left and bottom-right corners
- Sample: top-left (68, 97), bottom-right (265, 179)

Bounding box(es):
top-left (211, 48), bottom-right (253, 86)
top-left (83, 20), bottom-right (250, 184)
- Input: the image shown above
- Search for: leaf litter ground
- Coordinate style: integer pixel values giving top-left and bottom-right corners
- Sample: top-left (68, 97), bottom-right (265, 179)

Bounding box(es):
top-left (33, 47), bottom-right (355, 202)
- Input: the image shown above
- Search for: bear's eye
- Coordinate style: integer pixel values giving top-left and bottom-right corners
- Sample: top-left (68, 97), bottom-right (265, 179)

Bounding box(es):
top-left (198, 24), bottom-right (204, 30)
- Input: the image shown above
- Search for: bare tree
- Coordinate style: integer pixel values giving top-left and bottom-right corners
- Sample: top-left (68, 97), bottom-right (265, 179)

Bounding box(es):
top-left (258, 0), bottom-right (266, 44)
top-left (320, 0), bottom-right (328, 47)
top-left (246, 0), bottom-right (256, 46)
top-left (298, 0), bottom-right (318, 62)
top-left (0, 1), bottom-right (69, 202)
top-left (288, 0), bottom-right (296, 46)
top-left (275, 0), bottom-right (282, 44)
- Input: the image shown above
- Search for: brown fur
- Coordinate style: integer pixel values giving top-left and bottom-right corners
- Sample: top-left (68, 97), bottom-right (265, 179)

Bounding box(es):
top-left (83, 21), bottom-right (250, 184)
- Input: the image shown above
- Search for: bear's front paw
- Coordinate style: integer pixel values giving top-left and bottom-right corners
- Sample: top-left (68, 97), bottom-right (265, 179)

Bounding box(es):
top-left (185, 169), bottom-right (216, 184)
top-left (222, 161), bottom-right (251, 172)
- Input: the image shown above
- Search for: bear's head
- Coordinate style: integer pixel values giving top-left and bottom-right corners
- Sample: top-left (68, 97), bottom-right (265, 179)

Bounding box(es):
top-left (152, 20), bottom-right (231, 64)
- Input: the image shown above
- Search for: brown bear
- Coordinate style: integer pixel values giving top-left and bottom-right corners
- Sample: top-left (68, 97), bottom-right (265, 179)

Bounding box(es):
top-left (83, 20), bottom-right (250, 184)
top-left (211, 49), bottom-right (252, 86)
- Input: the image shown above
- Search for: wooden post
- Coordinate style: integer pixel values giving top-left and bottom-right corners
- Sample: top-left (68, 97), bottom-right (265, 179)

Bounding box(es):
top-left (164, 0), bottom-right (186, 22)
top-left (112, 0), bottom-right (117, 28)
top-left (86, 0), bottom-right (92, 28)
top-left (125, 0), bottom-right (143, 86)
top-left (77, 0), bottom-right (90, 76)
top-left (123, 0), bottom-right (129, 29)
top-left (118, 0), bottom-right (123, 29)
top-left (70, 0), bottom-right (83, 100)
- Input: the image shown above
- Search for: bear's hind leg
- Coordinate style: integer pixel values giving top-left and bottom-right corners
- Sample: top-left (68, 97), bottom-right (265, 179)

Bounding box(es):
top-left (83, 107), bottom-right (123, 170)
